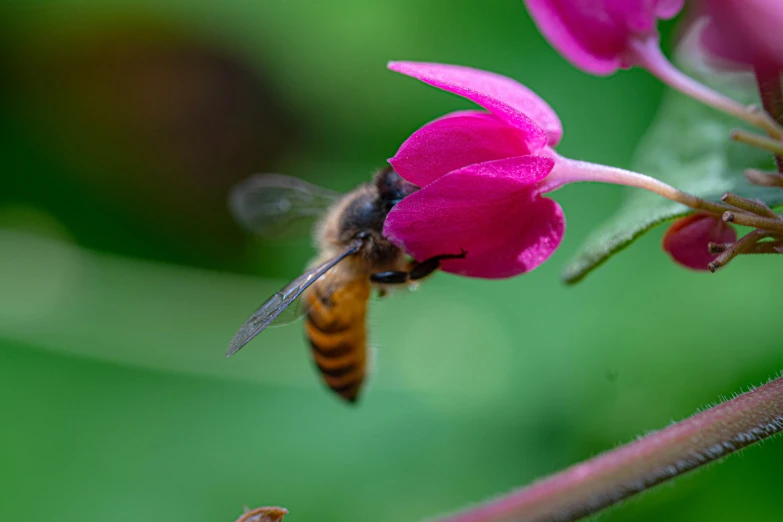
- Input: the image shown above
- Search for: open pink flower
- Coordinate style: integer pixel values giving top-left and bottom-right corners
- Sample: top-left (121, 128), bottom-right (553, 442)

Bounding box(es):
top-left (385, 61), bottom-right (709, 279)
top-left (662, 213), bottom-right (737, 270)
top-left (523, 0), bottom-right (684, 75)
top-left (699, 0), bottom-right (783, 70)
top-left (384, 61), bottom-right (565, 279)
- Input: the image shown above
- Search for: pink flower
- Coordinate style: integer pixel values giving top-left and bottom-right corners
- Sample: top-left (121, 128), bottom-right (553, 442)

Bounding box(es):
top-left (384, 62), bottom-right (708, 279)
top-left (522, 1), bottom-right (783, 139)
top-left (523, 0), bottom-right (684, 76)
top-left (662, 213), bottom-right (737, 270)
top-left (384, 61), bottom-right (565, 279)
top-left (699, 0), bottom-right (783, 70)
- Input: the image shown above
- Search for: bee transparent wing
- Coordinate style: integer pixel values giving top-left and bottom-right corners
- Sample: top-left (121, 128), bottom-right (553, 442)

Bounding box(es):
top-left (225, 239), bottom-right (363, 358)
top-left (229, 174), bottom-right (342, 239)
top-left (268, 297), bottom-right (310, 328)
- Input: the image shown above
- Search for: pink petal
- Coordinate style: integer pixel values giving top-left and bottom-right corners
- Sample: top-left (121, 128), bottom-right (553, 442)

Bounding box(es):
top-left (389, 111), bottom-right (532, 187)
top-left (388, 61), bottom-right (562, 148)
top-left (523, 0), bottom-right (683, 75)
top-left (653, 0), bottom-right (685, 19)
top-left (700, 0), bottom-right (783, 69)
top-left (662, 213), bottom-right (737, 271)
top-left (383, 156), bottom-right (562, 279)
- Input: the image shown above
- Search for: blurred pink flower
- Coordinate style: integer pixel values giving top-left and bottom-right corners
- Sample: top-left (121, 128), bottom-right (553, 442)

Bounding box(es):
top-left (523, 0), bottom-right (684, 75)
top-left (699, 0), bottom-right (783, 70)
top-left (521, 1), bottom-right (783, 136)
top-left (384, 61), bottom-right (564, 279)
top-left (662, 213), bottom-right (736, 270)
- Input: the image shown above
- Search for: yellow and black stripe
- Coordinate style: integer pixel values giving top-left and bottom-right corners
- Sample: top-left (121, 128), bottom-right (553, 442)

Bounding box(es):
top-left (304, 278), bottom-right (370, 403)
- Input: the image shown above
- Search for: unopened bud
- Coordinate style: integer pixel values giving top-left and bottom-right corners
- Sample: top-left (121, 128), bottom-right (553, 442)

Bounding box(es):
top-left (663, 213), bottom-right (737, 270)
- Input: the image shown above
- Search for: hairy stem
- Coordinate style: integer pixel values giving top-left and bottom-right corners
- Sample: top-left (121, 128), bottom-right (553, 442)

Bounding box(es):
top-left (721, 192), bottom-right (780, 219)
top-left (730, 129), bottom-right (783, 156)
top-left (754, 66), bottom-right (783, 171)
top-left (708, 229), bottom-right (768, 272)
top-left (629, 38), bottom-right (783, 139)
top-left (543, 155), bottom-right (732, 215)
top-left (710, 238), bottom-right (783, 255)
top-left (745, 241), bottom-right (783, 254)
top-left (433, 376), bottom-right (783, 522)
top-left (746, 168), bottom-right (783, 188)
top-left (723, 211), bottom-right (783, 233)
top-left (631, 38), bottom-right (783, 139)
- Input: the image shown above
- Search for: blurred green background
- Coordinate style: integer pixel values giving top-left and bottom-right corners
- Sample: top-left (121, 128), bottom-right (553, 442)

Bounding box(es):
top-left (2, 1), bottom-right (782, 521)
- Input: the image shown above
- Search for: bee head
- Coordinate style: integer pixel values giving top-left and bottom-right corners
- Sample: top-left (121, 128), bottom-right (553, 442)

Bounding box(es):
top-left (374, 167), bottom-right (419, 209)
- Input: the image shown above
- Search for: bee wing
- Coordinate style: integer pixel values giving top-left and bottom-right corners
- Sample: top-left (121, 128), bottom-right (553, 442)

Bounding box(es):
top-left (229, 174), bottom-right (342, 240)
top-left (267, 297), bottom-right (310, 328)
top-left (225, 239), bottom-right (363, 358)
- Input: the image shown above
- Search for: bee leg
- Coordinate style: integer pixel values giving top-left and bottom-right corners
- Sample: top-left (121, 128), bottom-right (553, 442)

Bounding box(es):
top-left (369, 270), bottom-right (410, 284)
top-left (409, 249), bottom-right (466, 281)
top-left (370, 249), bottom-right (467, 284)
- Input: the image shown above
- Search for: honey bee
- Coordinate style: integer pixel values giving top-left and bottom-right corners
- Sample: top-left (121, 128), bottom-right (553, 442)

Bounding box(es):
top-left (226, 167), bottom-right (466, 403)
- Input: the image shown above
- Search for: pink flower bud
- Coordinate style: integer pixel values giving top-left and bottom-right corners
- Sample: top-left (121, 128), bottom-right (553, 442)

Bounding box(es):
top-left (662, 213), bottom-right (737, 271)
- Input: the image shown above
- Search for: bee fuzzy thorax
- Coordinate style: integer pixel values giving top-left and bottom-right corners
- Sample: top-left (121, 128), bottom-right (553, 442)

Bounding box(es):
top-left (314, 180), bottom-right (406, 273)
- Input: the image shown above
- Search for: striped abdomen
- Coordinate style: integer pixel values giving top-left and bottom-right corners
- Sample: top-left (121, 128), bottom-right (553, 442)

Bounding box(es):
top-left (304, 277), bottom-right (371, 403)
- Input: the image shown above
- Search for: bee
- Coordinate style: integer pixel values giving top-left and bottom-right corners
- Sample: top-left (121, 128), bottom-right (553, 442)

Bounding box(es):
top-left (226, 167), bottom-right (466, 403)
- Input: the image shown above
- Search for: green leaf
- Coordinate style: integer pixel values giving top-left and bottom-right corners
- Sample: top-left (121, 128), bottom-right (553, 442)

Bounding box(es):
top-left (562, 46), bottom-right (782, 285)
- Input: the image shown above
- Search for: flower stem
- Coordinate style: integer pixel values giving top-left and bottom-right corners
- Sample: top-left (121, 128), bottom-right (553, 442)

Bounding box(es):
top-left (433, 375), bottom-right (783, 522)
top-left (754, 65), bottom-right (783, 171)
top-left (542, 156), bottom-right (732, 215)
top-left (730, 129), bottom-right (783, 156)
top-left (723, 210), bottom-right (783, 234)
top-left (708, 229), bottom-right (768, 272)
top-left (629, 38), bottom-right (783, 140)
top-left (746, 168), bottom-right (783, 188)
top-left (746, 241), bottom-right (783, 254)
top-left (721, 192), bottom-right (780, 218)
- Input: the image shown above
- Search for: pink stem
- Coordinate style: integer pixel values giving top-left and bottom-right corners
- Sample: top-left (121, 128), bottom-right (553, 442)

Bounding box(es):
top-left (629, 37), bottom-right (783, 139)
top-left (540, 154), bottom-right (731, 215)
top-left (434, 375), bottom-right (783, 522)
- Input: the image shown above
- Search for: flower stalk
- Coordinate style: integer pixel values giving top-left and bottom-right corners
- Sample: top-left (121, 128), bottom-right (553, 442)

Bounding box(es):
top-left (433, 375), bottom-right (783, 522)
top-left (723, 210), bottom-right (783, 233)
top-left (721, 192), bottom-right (779, 218)
top-left (732, 240), bottom-right (783, 254)
top-left (708, 229), bottom-right (771, 271)
top-left (746, 168), bottom-right (783, 188)
top-left (709, 240), bottom-right (783, 254)
top-left (754, 65), bottom-right (783, 171)
top-left (729, 129), bottom-right (783, 156)
top-left (748, 241), bottom-right (783, 253)
top-left (629, 38), bottom-right (783, 140)
top-left (543, 155), bottom-right (732, 214)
